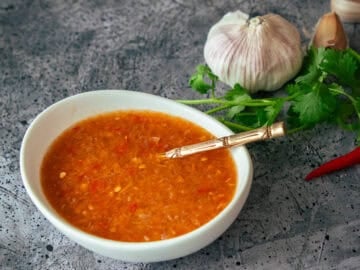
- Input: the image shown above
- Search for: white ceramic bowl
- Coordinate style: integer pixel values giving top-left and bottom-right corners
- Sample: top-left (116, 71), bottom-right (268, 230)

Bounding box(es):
top-left (20, 90), bottom-right (253, 262)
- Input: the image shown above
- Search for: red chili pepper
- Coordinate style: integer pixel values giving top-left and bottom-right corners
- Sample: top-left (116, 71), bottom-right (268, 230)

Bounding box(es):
top-left (305, 147), bottom-right (360, 181)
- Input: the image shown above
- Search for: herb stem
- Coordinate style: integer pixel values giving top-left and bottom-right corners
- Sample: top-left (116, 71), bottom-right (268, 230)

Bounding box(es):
top-left (184, 47), bottom-right (360, 143)
top-left (211, 80), bottom-right (216, 98)
top-left (239, 101), bottom-right (275, 107)
top-left (348, 48), bottom-right (360, 63)
top-left (330, 87), bottom-right (360, 120)
top-left (177, 98), bottom-right (222, 105)
top-left (178, 98), bottom-right (276, 107)
top-left (219, 119), bottom-right (254, 131)
top-left (205, 105), bottom-right (231, 114)
top-left (287, 125), bottom-right (308, 135)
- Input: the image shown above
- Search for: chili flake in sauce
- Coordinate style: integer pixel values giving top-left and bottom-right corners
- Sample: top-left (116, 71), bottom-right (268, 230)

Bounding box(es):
top-left (41, 111), bottom-right (237, 242)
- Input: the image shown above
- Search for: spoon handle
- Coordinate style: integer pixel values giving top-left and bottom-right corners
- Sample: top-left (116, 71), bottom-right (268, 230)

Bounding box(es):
top-left (162, 122), bottom-right (286, 159)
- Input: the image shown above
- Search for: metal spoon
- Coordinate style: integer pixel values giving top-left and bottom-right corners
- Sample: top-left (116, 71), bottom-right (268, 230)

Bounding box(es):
top-left (161, 122), bottom-right (286, 159)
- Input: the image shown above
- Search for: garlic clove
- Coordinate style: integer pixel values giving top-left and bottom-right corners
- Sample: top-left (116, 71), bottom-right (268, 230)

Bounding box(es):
top-left (331, 0), bottom-right (360, 23)
top-left (311, 12), bottom-right (348, 50)
top-left (204, 11), bottom-right (303, 93)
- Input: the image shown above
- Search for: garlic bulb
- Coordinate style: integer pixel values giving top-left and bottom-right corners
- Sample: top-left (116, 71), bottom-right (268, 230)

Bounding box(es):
top-left (204, 11), bottom-right (303, 93)
top-left (331, 0), bottom-right (360, 23)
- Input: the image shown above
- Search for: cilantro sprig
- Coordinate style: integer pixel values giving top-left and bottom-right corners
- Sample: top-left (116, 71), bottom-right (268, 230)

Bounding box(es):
top-left (178, 47), bottom-right (360, 142)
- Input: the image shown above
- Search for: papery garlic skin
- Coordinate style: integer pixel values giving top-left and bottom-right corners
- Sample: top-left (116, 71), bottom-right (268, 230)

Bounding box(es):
top-left (312, 12), bottom-right (348, 50)
top-left (331, 0), bottom-right (360, 23)
top-left (204, 11), bottom-right (303, 93)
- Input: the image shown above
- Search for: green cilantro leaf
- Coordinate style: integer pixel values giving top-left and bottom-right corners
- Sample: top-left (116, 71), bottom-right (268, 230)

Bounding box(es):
top-left (264, 99), bottom-right (285, 125)
top-left (230, 109), bottom-right (263, 129)
top-left (300, 47), bottom-right (325, 71)
top-left (180, 47), bottom-right (360, 143)
top-left (224, 84), bottom-right (251, 101)
top-left (227, 105), bottom-right (246, 119)
top-left (319, 49), bottom-right (339, 74)
top-left (189, 69), bottom-right (212, 94)
top-left (334, 102), bottom-right (357, 130)
top-left (255, 108), bottom-right (268, 126)
top-left (295, 47), bottom-right (325, 85)
top-left (355, 97), bottom-right (360, 111)
top-left (188, 65), bottom-right (218, 94)
top-left (286, 105), bottom-right (304, 130)
top-left (292, 83), bottom-right (337, 125)
top-left (224, 84), bottom-right (252, 118)
top-left (286, 83), bottom-right (302, 96)
top-left (320, 49), bottom-right (359, 87)
top-left (295, 65), bottom-right (322, 85)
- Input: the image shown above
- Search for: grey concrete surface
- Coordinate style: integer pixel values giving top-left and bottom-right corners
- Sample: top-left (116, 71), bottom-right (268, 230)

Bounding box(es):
top-left (1, 0), bottom-right (359, 269)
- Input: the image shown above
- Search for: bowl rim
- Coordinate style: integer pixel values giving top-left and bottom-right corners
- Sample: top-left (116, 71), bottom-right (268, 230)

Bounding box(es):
top-left (20, 89), bottom-right (253, 256)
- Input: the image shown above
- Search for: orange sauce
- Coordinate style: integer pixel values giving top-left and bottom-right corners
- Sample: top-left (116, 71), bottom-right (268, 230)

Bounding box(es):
top-left (41, 111), bottom-right (237, 242)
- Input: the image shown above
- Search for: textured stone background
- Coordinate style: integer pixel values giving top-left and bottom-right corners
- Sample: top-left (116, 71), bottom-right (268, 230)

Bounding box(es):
top-left (1, 0), bottom-right (360, 269)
